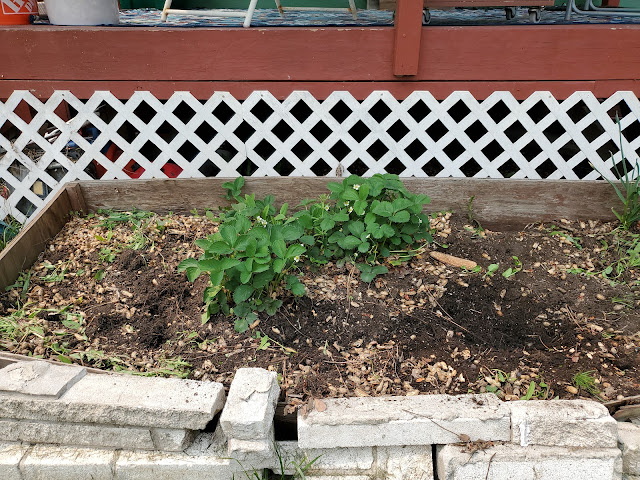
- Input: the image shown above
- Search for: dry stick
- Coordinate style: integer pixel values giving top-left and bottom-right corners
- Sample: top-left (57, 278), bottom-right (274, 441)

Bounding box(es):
top-left (485, 452), bottom-right (497, 480)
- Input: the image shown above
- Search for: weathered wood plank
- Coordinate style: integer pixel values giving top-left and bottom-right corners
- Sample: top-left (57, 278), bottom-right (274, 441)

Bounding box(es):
top-left (0, 188), bottom-right (73, 291)
top-left (78, 177), bottom-right (620, 231)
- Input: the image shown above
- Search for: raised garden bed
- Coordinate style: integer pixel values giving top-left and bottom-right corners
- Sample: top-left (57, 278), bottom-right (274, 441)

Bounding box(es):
top-left (0, 177), bottom-right (638, 415)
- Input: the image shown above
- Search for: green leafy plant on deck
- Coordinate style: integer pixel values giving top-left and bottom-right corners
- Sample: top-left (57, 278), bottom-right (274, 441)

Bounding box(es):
top-left (179, 174), bottom-right (433, 333)
top-left (591, 117), bottom-right (640, 230)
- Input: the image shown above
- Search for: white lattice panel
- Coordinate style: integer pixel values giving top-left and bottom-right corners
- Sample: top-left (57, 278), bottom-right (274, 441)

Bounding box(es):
top-left (1, 90), bottom-right (640, 224)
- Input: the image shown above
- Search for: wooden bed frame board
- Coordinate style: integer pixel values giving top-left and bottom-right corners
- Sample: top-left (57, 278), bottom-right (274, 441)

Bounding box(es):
top-left (0, 177), bottom-right (620, 291)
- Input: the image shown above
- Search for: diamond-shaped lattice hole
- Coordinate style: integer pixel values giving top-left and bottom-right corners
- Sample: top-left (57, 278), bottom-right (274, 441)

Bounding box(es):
top-left (162, 161), bottom-right (183, 178)
top-left (487, 100), bottom-right (511, 124)
top-left (234, 121), bottom-right (255, 142)
top-left (96, 100), bottom-right (118, 124)
top-left (84, 162), bottom-right (104, 180)
top-left (482, 140), bottom-right (504, 161)
top-left (387, 120), bottom-right (409, 142)
top-left (607, 99), bottom-right (632, 120)
top-left (566, 100), bottom-right (589, 123)
top-left (504, 120), bottom-right (526, 142)
top-left (460, 159), bottom-right (482, 177)
top-left (0, 119), bottom-right (22, 141)
top-left (292, 139), bottom-right (312, 161)
top-left (535, 159), bottom-right (557, 179)
top-left (447, 100), bottom-right (471, 122)
top-left (213, 102), bottom-right (235, 124)
top-left (46, 162), bottom-right (68, 182)
top-left (426, 120), bottom-right (447, 142)
top-left (573, 159), bottom-right (593, 179)
top-left (290, 101), bottom-right (313, 123)
top-left (369, 100), bottom-right (392, 123)
top-left (255, 139), bottom-right (276, 160)
top-left (37, 119), bottom-right (58, 140)
top-left (274, 159), bottom-right (295, 176)
top-left (527, 101), bottom-right (551, 123)
top-left (59, 142), bottom-right (84, 162)
top-left (117, 121), bottom-right (140, 143)
top-left (250, 99), bottom-right (274, 123)
top-left (329, 140), bottom-right (350, 161)
top-left (329, 100), bottom-right (352, 124)
top-left (140, 141), bottom-right (162, 161)
top-left (310, 158), bottom-right (332, 176)
top-left (31, 179), bottom-right (52, 199)
top-left (521, 140), bottom-right (542, 161)
top-left (385, 158), bottom-right (406, 175)
top-left (348, 158), bottom-right (369, 176)
top-left (623, 121), bottom-right (640, 142)
top-left (173, 101), bottom-right (197, 124)
top-left (408, 99), bottom-right (431, 123)
top-left (0, 179), bottom-right (15, 197)
top-left (610, 158), bottom-right (636, 179)
top-left (405, 139), bottom-right (427, 160)
top-left (422, 159), bottom-right (444, 176)
top-left (349, 120), bottom-right (371, 143)
top-left (22, 143), bottom-right (45, 162)
top-left (237, 159), bottom-right (259, 176)
top-left (596, 139), bottom-right (620, 161)
top-left (133, 100), bottom-right (156, 124)
top-left (311, 121), bottom-right (332, 142)
top-left (16, 197), bottom-right (36, 218)
top-left (582, 121), bottom-right (606, 142)
top-left (558, 139), bottom-right (580, 161)
top-left (543, 120), bottom-right (566, 143)
top-left (195, 122), bottom-right (216, 143)
top-left (199, 160), bottom-right (221, 177)
top-left (367, 139), bottom-right (389, 161)
top-left (157, 121), bottom-right (179, 143)
top-left (178, 140), bottom-right (199, 162)
top-left (497, 159), bottom-right (519, 178)
top-left (272, 120), bottom-right (294, 142)
top-left (444, 139), bottom-right (464, 161)
top-left (465, 120), bottom-right (488, 142)
top-left (217, 141), bottom-right (238, 162)
top-left (9, 160), bottom-right (28, 181)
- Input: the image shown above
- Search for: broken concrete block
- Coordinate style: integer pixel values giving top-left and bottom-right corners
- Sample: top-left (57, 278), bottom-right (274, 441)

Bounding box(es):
top-left (437, 444), bottom-right (622, 480)
top-left (298, 394), bottom-right (510, 448)
top-left (619, 422), bottom-right (640, 476)
top-left (0, 443), bottom-right (27, 480)
top-left (220, 368), bottom-right (279, 440)
top-left (0, 361), bottom-right (85, 398)
top-left (271, 441), bottom-right (374, 476)
top-left (21, 444), bottom-right (115, 480)
top-left (510, 399), bottom-right (618, 448)
top-left (115, 449), bottom-right (234, 480)
top-left (377, 445), bottom-right (434, 480)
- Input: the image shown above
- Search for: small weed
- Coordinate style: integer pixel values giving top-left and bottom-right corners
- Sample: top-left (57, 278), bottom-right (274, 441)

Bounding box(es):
top-left (520, 379), bottom-right (550, 400)
top-left (0, 216), bottom-right (21, 252)
top-left (254, 330), bottom-right (296, 355)
top-left (40, 262), bottom-right (68, 283)
top-left (485, 263), bottom-right (499, 278)
top-left (572, 370), bottom-right (603, 400)
top-left (98, 247), bottom-right (118, 264)
top-left (98, 209), bottom-right (154, 229)
top-left (5, 271), bottom-right (31, 301)
top-left (547, 225), bottom-right (582, 249)
top-left (502, 256), bottom-right (522, 278)
top-left (231, 442), bottom-right (320, 480)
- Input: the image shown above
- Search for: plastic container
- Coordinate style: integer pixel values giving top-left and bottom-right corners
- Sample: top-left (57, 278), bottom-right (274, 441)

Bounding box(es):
top-left (43, 0), bottom-right (119, 24)
top-left (0, 0), bottom-right (37, 25)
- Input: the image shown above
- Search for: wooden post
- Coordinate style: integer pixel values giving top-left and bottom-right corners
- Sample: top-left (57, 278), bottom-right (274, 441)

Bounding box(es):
top-left (393, 0), bottom-right (423, 76)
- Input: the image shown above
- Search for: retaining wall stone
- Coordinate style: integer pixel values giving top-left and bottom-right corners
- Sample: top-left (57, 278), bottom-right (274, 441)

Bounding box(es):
top-left (21, 444), bottom-right (115, 480)
top-left (297, 393), bottom-right (510, 448)
top-left (510, 399), bottom-right (618, 448)
top-left (0, 361), bottom-right (85, 398)
top-left (437, 444), bottom-right (623, 480)
top-left (619, 422), bottom-right (640, 476)
top-left (0, 442), bottom-right (27, 480)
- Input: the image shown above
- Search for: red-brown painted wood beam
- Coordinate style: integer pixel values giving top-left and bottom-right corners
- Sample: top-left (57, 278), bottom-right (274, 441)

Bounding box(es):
top-left (393, 0), bottom-right (424, 76)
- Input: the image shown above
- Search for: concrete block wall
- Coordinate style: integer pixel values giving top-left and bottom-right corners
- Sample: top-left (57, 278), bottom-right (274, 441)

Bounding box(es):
top-left (0, 361), bottom-right (637, 480)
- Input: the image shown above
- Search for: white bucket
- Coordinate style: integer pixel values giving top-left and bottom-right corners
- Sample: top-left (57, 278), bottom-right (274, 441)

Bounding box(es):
top-left (44, 0), bottom-right (119, 25)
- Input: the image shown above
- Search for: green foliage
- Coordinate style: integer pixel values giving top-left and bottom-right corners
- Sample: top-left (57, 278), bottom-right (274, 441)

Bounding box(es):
top-left (5, 271), bottom-right (31, 301)
top-left (0, 217), bottom-right (21, 252)
top-left (592, 117), bottom-right (640, 230)
top-left (98, 208), bottom-right (154, 229)
top-left (180, 174), bottom-right (433, 333)
top-left (502, 256), bottom-right (522, 278)
top-left (572, 370), bottom-right (603, 400)
top-left (547, 225), bottom-right (582, 249)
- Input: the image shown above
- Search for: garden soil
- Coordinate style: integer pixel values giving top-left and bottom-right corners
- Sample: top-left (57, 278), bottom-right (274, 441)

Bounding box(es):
top-left (1, 211), bottom-right (639, 416)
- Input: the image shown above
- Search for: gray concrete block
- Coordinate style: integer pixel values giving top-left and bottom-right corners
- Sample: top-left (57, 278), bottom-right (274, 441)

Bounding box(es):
top-left (220, 368), bottom-right (279, 440)
top-left (619, 422), bottom-right (640, 476)
top-left (115, 449), bottom-right (234, 480)
top-left (437, 444), bottom-right (623, 480)
top-left (0, 442), bottom-right (28, 480)
top-left (227, 425), bottom-right (276, 467)
top-left (0, 361), bottom-right (85, 398)
top-left (272, 440), bottom-right (374, 475)
top-left (21, 444), bottom-right (115, 480)
top-left (510, 399), bottom-right (619, 448)
top-left (150, 428), bottom-right (196, 452)
top-left (377, 445), bottom-right (434, 480)
top-left (0, 372), bottom-right (226, 430)
top-left (297, 394), bottom-right (510, 448)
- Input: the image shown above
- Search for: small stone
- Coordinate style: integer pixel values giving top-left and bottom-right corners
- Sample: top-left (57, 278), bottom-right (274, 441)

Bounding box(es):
top-left (596, 294), bottom-right (606, 301)
top-left (566, 385), bottom-right (578, 394)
